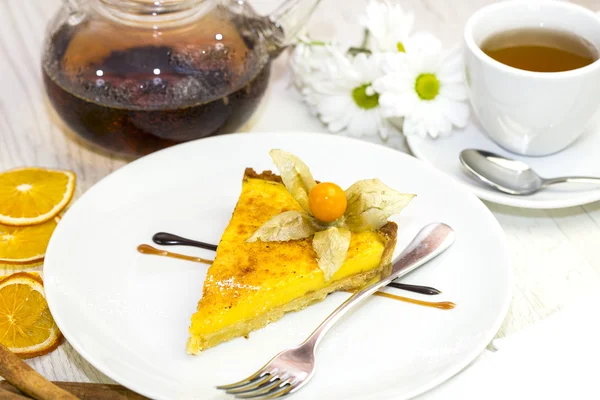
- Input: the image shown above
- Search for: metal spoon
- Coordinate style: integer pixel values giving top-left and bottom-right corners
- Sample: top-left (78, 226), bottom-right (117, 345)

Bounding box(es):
top-left (459, 149), bottom-right (600, 195)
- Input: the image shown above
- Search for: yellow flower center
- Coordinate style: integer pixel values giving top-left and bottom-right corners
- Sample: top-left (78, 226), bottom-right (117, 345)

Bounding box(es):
top-left (352, 84), bottom-right (379, 110)
top-left (415, 73), bottom-right (440, 100)
top-left (396, 42), bottom-right (406, 52)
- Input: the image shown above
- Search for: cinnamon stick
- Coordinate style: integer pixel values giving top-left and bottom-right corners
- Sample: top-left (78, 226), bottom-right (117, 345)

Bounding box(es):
top-left (0, 381), bottom-right (147, 400)
top-left (0, 344), bottom-right (79, 400)
top-left (0, 387), bottom-right (30, 400)
top-left (0, 385), bottom-right (22, 396)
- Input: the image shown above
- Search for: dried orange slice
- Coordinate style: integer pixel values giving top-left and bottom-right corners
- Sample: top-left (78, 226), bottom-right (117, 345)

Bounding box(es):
top-left (0, 272), bottom-right (63, 358)
top-left (0, 167), bottom-right (75, 226)
top-left (0, 217), bottom-right (59, 266)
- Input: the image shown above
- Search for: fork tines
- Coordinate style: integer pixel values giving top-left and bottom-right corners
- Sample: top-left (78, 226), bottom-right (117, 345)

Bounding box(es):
top-left (217, 371), bottom-right (294, 399)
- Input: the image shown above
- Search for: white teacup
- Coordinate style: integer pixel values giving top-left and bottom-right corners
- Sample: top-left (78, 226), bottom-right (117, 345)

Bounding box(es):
top-left (463, 0), bottom-right (600, 156)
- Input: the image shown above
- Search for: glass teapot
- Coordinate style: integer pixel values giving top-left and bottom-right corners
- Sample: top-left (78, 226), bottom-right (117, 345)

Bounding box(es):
top-left (42, 0), bottom-right (322, 158)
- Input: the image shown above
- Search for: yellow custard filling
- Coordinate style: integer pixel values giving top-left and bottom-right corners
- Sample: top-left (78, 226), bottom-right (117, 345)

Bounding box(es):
top-left (190, 178), bottom-right (385, 335)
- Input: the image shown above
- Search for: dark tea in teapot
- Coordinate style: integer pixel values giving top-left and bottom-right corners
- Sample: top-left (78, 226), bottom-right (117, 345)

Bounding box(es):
top-left (43, 4), bottom-right (273, 157)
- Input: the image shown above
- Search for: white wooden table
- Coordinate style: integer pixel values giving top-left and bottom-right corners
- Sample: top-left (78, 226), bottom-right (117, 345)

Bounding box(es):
top-left (2, 0), bottom-right (600, 391)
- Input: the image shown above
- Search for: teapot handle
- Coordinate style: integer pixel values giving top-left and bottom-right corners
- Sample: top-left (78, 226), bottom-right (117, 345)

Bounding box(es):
top-left (63, 0), bottom-right (81, 12)
top-left (267, 0), bottom-right (323, 53)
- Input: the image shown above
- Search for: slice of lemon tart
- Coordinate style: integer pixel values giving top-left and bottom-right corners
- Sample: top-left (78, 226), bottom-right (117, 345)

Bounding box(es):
top-left (186, 169), bottom-right (399, 354)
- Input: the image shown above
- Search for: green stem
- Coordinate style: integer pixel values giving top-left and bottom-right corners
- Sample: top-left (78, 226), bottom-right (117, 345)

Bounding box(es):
top-left (298, 39), bottom-right (327, 46)
top-left (360, 28), bottom-right (370, 49)
top-left (347, 47), bottom-right (372, 56)
top-left (347, 29), bottom-right (371, 56)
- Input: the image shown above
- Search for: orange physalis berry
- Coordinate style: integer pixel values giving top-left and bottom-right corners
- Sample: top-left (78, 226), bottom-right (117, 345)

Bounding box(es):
top-left (308, 182), bottom-right (347, 223)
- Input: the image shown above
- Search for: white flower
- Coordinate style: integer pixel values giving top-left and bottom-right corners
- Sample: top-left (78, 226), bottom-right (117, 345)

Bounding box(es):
top-left (373, 46), bottom-right (470, 139)
top-left (360, 0), bottom-right (441, 54)
top-left (289, 35), bottom-right (350, 116)
top-left (304, 48), bottom-right (392, 140)
top-left (289, 33), bottom-right (336, 90)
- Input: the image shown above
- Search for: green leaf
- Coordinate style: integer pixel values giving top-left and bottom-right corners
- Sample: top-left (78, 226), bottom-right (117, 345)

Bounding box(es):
top-left (247, 211), bottom-right (317, 242)
top-left (345, 179), bottom-right (415, 232)
top-left (312, 227), bottom-right (351, 281)
top-left (270, 149), bottom-right (317, 212)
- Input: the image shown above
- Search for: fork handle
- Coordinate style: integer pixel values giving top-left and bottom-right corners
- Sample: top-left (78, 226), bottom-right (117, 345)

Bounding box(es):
top-left (302, 223), bottom-right (455, 350)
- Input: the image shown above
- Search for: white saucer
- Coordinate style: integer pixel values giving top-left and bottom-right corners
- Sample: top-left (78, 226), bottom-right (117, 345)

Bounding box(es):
top-left (406, 117), bottom-right (600, 209)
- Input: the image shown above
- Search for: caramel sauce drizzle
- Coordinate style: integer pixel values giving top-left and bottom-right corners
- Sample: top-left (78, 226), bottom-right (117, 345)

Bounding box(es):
top-left (373, 291), bottom-right (455, 310)
top-left (137, 244), bottom-right (213, 265)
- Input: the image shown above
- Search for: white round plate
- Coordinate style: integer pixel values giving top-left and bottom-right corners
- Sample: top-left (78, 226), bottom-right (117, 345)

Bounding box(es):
top-left (44, 132), bottom-right (511, 400)
top-left (407, 118), bottom-right (600, 209)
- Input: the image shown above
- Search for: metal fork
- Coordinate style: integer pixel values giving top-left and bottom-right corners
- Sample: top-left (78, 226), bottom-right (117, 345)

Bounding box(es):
top-left (216, 222), bottom-right (456, 399)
